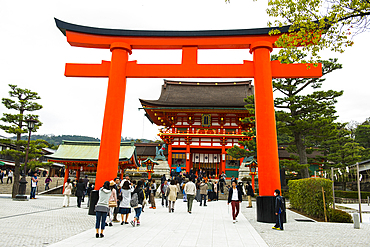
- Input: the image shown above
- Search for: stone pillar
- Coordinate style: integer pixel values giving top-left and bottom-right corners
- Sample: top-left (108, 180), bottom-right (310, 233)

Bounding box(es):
top-left (95, 42), bottom-right (132, 189)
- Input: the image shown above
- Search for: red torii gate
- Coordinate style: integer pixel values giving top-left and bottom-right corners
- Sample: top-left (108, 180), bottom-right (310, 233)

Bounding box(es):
top-left (55, 19), bottom-right (321, 214)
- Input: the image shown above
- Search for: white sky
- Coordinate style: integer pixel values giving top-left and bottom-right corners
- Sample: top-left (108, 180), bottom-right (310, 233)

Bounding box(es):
top-left (0, 0), bottom-right (369, 141)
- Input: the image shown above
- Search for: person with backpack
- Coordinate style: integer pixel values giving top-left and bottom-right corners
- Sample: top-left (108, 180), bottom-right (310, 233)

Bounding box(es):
top-left (130, 180), bottom-right (144, 227)
top-left (245, 181), bottom-right (254, 208)
top-left (119, 181), bottom-right (134, 225)
top-left (161, 179), bottom-right (168, 207)
top-left (272, 189), bottom-right (285, 231)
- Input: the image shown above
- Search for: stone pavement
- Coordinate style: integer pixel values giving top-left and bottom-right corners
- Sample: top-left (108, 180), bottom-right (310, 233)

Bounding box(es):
top-left (0, 194), bottom-right (95, 247)
top-left (50, 199), bottom-right (267, 247)
top-left (241, 202), bottom-right (370, 247)
top-left (2, 194), bottom-right (370, 247)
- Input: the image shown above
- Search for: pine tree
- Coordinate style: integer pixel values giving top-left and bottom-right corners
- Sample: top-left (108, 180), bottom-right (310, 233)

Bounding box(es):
top-left (318, 123), bottom-right (364, 168)
top-left (274, 54), bottom-right (343, 178)
top-left (0, 84), bottom-right (42, 198)
top-left (355, 118), bottom-right (370, 149)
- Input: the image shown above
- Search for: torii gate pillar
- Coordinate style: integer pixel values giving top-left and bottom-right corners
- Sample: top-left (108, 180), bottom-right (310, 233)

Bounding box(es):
top-left (251, 42), bottom-right (284, 223)
top-left (251, 42), bottom-right (280, 196)
top-left (94, 43), bottom-right (131, 188)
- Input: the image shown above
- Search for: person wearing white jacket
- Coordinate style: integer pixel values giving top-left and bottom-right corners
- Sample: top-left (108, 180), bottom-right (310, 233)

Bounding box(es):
top-left (63, 179), bottom-right (72, 207)
top-left (184, 178), bottom-right (196, 214)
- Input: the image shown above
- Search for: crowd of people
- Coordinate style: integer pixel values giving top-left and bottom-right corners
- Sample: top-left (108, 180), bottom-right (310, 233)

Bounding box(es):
top-left (59, 169), bottom-right (259, 238)
top-left (61, 169), bottom-right (289, 237)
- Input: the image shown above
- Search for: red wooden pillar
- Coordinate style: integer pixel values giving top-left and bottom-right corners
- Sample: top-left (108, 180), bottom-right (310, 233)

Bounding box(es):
top-left (76, 169), bottom-right (80, 181)
top-left (95, 42), bottom-right (132, 189)
top-left (120, 167), bottom-right (124, 180)
top-left (221, 146), bottom-right (226, 176)
top-left (251, 41), bottom-right (281, 196)
top-left (63, 166), bottom-right (69, 193)
top-left (185, 144), bottom-right (190, 173)
top-left (168, 144), bottom-right (172, 168)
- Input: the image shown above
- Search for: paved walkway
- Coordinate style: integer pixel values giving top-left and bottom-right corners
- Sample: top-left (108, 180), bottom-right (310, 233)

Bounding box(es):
top-left (242, 202), bottom-right (370, 247)
top-left (2, 194), bottom-right (370, 247)
top-left (50, 199), bottom-right (267, 247)
top-left (0, 194), bottom-right (95, 247)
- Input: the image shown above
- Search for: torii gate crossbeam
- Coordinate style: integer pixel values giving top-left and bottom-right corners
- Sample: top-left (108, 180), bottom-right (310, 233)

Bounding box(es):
top-left (55, 18), bottom-right (322, 222)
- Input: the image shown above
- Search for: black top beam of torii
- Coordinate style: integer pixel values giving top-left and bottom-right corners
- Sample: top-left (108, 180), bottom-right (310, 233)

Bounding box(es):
top-left (55, 18), bottom-right (290, 37)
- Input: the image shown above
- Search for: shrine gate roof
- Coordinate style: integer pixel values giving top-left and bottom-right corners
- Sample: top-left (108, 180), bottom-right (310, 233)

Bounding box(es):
top-left (46, 140), bottom-right (139, 164)
top-left (140, 80), bottom-right (253, 108)
top-left (55, 18), bottom-right (290, 38)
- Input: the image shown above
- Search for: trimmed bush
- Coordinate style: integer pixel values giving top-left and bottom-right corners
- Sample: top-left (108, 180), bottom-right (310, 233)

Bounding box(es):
top-left (335, 190), bottom-right (370, 199)
top-left (288, 178), bottom-right (333, 219)
top-left (281, 190), bottom-right (289, 199)
top-left (328, 208), bottom-right (353, 223)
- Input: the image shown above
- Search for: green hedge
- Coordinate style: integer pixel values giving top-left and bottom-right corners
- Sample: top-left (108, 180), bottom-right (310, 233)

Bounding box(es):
top-left (288, 178), bottom-right (333, 219)
top-left (335, 190), bottom-right (370, 199)
top-left (328, 208), bottom-right (353, 223)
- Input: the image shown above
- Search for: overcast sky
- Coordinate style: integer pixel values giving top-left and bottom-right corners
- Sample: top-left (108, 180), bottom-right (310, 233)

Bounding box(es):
top-left (1, 0), bottom-right (369, 141)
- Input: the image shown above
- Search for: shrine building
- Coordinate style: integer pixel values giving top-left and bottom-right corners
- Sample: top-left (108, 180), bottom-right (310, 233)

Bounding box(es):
top-left (46, 141), bottom-right (140, 184)
top-left (140, 80), bottom-right (254, 178)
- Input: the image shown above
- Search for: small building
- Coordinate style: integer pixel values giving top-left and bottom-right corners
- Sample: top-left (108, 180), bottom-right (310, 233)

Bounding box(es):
top-left (46, 141), bottom-right (140, 182)
top-left (140, 80), bottom-right (254, 178)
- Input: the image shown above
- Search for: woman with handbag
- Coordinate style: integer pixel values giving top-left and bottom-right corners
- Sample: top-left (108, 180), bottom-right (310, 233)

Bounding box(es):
top-left (63, 178), bottom-right (72, 207)
top-left (106, 180), bottom-right (118, 227)
top-left (119, 180), bottom-right (134, 225)
top-left (95, 181), bottom-right (112, 238)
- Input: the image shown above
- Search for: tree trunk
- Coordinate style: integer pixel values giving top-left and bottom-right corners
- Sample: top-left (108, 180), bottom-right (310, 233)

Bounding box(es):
top-left (294, 132), bottom-right (309, 178)
top-left (12, 158), bottom-right (20, 198)
top-left (11, 132), bottom-right (21, 198)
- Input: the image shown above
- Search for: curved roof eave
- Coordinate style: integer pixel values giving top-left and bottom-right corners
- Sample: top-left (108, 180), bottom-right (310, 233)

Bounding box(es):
top-left (54, 18), bottom-right (291, 37)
